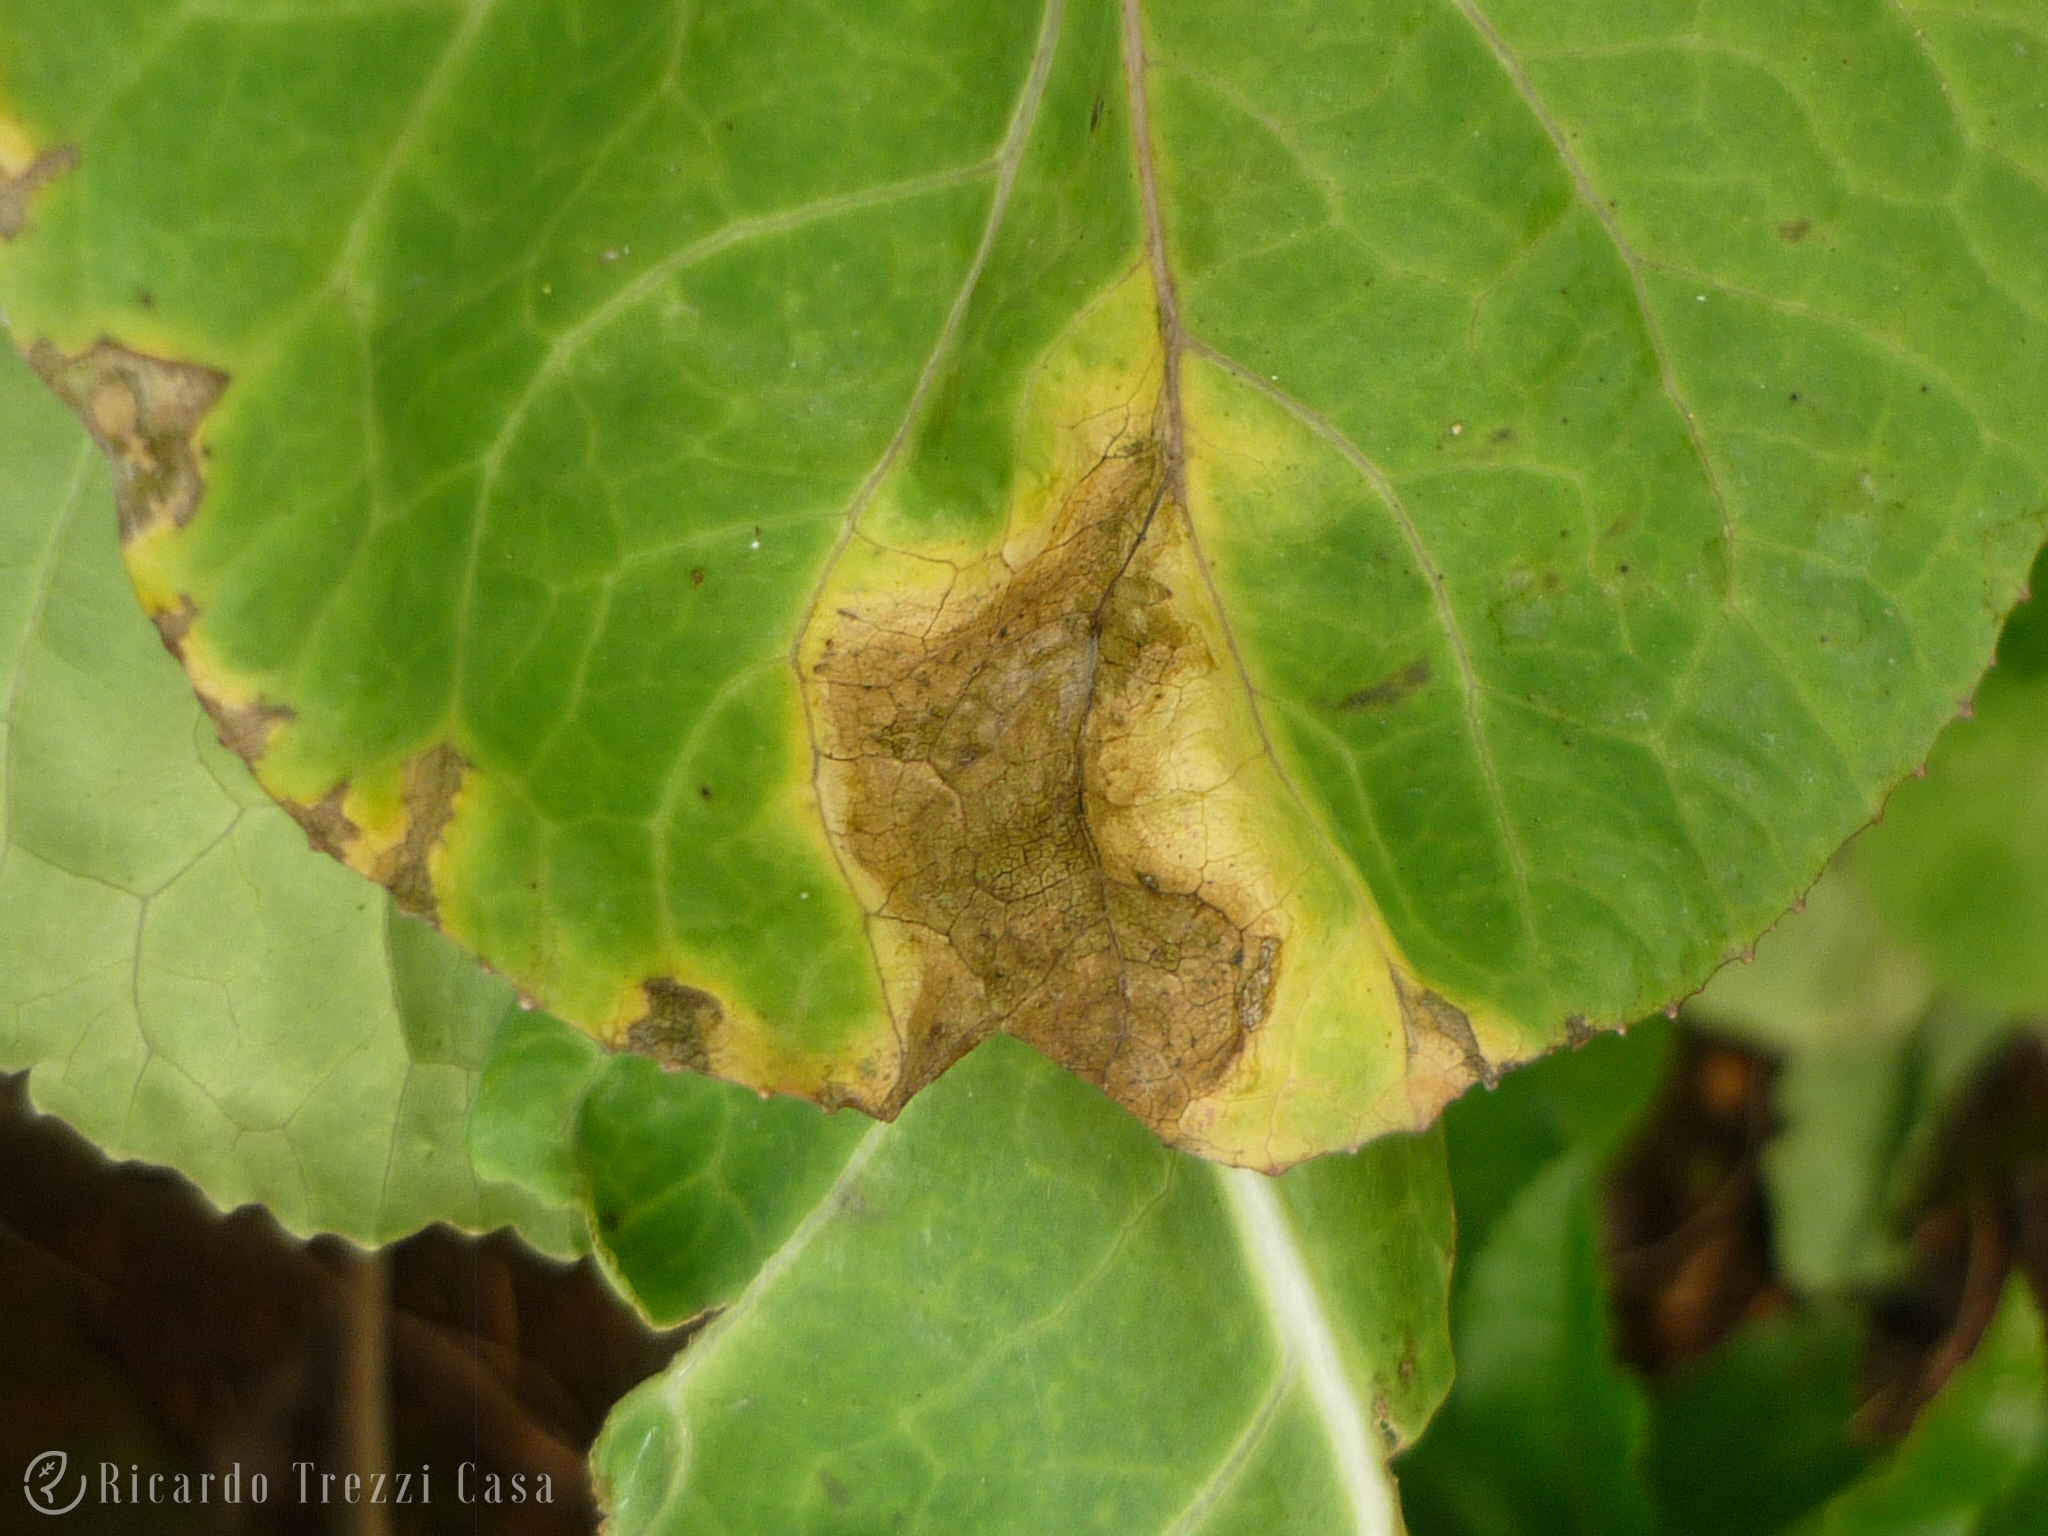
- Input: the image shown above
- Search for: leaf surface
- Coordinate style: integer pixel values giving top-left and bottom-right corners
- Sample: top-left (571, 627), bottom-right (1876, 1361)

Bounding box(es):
top-left (553, 1034), bottom-right (1455, 1535)
top-left (1861, 668), bottom-right (2048, 1015)
top-left (2, 0), bottom-right (2044, 1161)
top-left (0, 337), bottom-right (577, 1249)
top-left (1649, 1309), bottom-right (1871, 1536)
top-left (1397, 1019), bottom-right (2044, 1536)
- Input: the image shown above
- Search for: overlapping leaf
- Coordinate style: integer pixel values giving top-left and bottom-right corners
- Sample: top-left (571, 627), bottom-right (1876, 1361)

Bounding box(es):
top-left (0, 338), bottom-right (578, 1249)
top-left (488, 1032), bottom-right (1457, 1536)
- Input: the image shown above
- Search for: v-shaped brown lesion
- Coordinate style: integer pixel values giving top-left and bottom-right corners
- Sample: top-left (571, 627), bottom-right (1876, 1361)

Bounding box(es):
top-left (804, 395), bottom-right (1286, 1131)
top-left (32, 339), bottom-right (225, 545)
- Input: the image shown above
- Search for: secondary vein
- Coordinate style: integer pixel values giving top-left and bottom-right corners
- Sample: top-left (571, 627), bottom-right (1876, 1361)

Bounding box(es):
top-left (1450, 0), bottom-right (1739, 604)
top-left (1186, 337), bottom-right (1540, 961)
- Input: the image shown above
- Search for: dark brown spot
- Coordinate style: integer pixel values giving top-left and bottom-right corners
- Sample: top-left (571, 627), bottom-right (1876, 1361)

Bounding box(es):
top-left (198, 685), bottom-right (296, 766)
top-left (1335, 659), bottom-right (1432, 713)
top-left (690, 567), bottom-right (705, 586)
top-left (619, 978), bottom-right (721, 1073)
top-left (1777, 217), bottom-right (1811, 243)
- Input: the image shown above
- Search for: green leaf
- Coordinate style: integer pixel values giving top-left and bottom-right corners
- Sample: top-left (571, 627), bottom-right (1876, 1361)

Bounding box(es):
top-left (574, 1053), bottom-right (877, 1326)
top-left (1861, 669), bottom-right (2048, 1015)
top-left (1439, 1018), bottom-right (1672, 1271)
top-left (4, 0), bottom-right (2040, 1161)
top-left (1785, 1280), bottom-right (2047, 1536)
top-left (1648, 1308), bottom-right (1872, 1536)
top-left (583, 1035), bottom-right (1453, 1534)
top-left (1686, 861), bottom-right (1935, 1290)
top-left (1397, 1149), bottom-right (1656, 1536)
top-left (0, 336), bottom-right (578, 1250)
top-left (1688, 859), bottom-right (1937, 1058)
top-left (468, 1002), bottom-right (609, 1210)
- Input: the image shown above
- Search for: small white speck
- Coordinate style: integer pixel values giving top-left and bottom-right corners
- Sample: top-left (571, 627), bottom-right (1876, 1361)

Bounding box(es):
top-left (750, 528), bottom-right (762, 549)
top-left (601, 247), bottom-right (621, 262)
top-left (1449, 422), bottom-right (1464, 436)
top-left (1696, 294), bottom-right (1707, 302)
top-left (799, 891), bottom-right (810, 900)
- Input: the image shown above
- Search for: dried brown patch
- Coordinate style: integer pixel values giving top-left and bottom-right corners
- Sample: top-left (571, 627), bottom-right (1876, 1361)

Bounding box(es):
top-left (618, 979), bottom-right (721, 1074)
top-left (151, 596), bottom-right (299, 764)
top-left (0, 143), bottom-right (75, 240)
top-left (31, 338), bottom-right (226, 543)
top-left (283, 782), bottom-right (354, 862)
top-left (1394, 969), bottom-right (1496, 1093)
top-left (150, 595), bottom-right (198, 655)
top-left (40, 351), bottom-right (289, 773)
top-left (381, 745), bottom-right (468, 921)
top-left (241, 742), bottom-right (467, 919)
top-left (204, 693), bottom-right (297, 766)
top-left (806, 422), bottom-right (1286, 1132)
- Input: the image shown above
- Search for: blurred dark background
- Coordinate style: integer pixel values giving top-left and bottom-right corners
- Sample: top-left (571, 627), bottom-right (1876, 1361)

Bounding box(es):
top-left (0, 1074), bottom-right (690, 1535)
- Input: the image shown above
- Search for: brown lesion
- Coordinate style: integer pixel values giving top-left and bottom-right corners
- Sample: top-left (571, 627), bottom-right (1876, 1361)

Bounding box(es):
top-left (33, 335), bottom-right (477, 934)
top-left (240, 744), bottom-right (471, 919)
top-left (805, 408), bottom-right (1288, 1134)
top-left (148, 595), bottom-right (298, 764)
top-left (618, 978), bottom-right (720, 1073)
top-left (1393, 968), bottom-right (1497, 1103)
top-left (0, 143), bottom-right (75, 241)
top-left (285, 783), bottom-right (355, 863)
top-left (1335, 659), bottom-right (1432, 713)
top-left (31, 339), bottom-right (226, 544)
top-left (381, 744), bottom-right (468, 921)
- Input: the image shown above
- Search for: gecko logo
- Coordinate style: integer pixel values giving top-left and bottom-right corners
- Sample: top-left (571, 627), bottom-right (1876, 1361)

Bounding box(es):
top-left (23, 1453), bottom-right (86, 1516)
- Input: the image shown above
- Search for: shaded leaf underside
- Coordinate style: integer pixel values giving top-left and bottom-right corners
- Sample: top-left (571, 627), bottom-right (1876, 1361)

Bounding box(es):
top-left (0, 336), bottom-right (579, 1249)
top-left (1, 0), bottom-right (2044, 1163)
